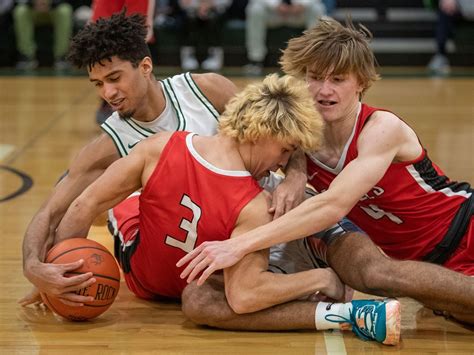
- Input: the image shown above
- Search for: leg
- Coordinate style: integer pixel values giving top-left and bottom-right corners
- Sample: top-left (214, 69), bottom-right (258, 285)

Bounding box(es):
top-left (201, 12), bottom-right (224, 71)
top-left (303, 2), bottom-right (325, 29)
top-left (181, 275), bottom-right (316, 330)
top-left (326, 232), bottom-right (474, 323)
top-left (245, 0), bottom-right (269, 63)
top-left (51, 3), bottom-right (73, 60)
top-left (436, 8), bottom-right (453, 56)
top-left (182, 275), bottom-right (401, 344)
top-left (13, 4), bottom-right (35, 59)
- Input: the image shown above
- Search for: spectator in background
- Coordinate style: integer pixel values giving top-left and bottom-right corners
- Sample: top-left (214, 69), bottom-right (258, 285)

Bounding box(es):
top-left (225, 0), bottom-right (248, 20)
top-left (322, 0), bottom-right (336, 15)
top-left (13, 0), bottom-right (73, 70)
top-left (244, 0), bottom-right (325, 76)
top-left (0, 0), bottom-right (13, 22)
top-left (91, 0), bottom-right (155, 42)
top-left (154, 0), bottom-right (186, 32)
top-left (426, 0), bottom-right (474, 75)
top-left (179, 0), bottom-right (232, 71)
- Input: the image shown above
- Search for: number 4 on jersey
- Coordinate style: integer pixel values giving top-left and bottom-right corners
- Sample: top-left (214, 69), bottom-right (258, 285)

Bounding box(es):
top-left (360, 204), bottom-right (403, 224)
top-left (165, 194), bottom-right (202, 253)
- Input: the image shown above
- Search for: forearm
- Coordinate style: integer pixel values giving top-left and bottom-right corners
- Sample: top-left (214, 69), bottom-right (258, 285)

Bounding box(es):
top-left (239, 194), bottom-right (345, 255)
top-left (55, 198), bottom-right (98, 242)
top-left (283, 149), bottom-right (307, 184)
top-left (23, 207), bottom-right (62, 277)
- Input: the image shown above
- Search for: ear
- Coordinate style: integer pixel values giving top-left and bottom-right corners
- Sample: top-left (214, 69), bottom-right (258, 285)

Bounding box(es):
top-left (356, 80), bottom-right (365, 95)
top-left (140, 57), bottom-right (153, 76)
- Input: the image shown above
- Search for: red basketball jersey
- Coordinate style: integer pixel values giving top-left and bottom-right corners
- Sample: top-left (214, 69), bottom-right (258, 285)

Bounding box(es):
top-left (307, 103), bottom-right (472, 261)
top-left (131, 132), bottom-right (262, 298)
top-left (92, 0), bottom-right (149, 22)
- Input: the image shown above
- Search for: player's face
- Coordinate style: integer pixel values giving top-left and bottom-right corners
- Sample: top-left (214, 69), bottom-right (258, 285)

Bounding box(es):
top-left (88, 56), bottom-right (149, 119)
top-left (305, 69), bottom-right (363, 124)
top-left (250, 138), bottom-right (296, 180)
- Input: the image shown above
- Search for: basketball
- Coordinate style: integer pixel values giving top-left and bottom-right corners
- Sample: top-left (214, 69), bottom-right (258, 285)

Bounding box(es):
top-left (40, 238), bottom-right (121, 321)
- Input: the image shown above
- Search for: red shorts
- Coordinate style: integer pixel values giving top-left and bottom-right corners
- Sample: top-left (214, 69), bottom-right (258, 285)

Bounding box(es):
top-left (443, 216), bottom-right (474, 276)
top-left (92, 0), bottom-right (148, 22)
top-left (109, 194), bottom-right (155, 300)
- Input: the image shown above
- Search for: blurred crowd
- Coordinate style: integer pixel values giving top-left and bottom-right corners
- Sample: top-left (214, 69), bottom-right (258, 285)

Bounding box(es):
top-left (0, 0), bottom-right (472, 75)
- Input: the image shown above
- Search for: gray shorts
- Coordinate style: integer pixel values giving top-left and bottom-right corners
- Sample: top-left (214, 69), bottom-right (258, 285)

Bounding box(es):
top-left (261, 173), bottom-right (365, 274)
top-left (268, 219), bottom-right (364, 274)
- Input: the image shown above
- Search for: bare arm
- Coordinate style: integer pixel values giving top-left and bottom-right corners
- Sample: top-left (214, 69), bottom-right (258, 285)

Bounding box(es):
top-left (55, 135), bottom-right (165, 242)
top-left (179, 111), bottom-right (421, 282)
top-left (269, 149), bottom-right (308, 219)
top-left (223, 192), bottom-right (343, 314)
top-left (191, 73), bottom-right (238, 114)
top-left (22, 134), bottom-right (119, 287)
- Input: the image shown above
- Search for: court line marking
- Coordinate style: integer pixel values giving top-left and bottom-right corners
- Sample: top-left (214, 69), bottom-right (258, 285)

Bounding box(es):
top-left (0, 144), bottom-right (15, 162)
top-left (323, 330), bottom-right (347, 355)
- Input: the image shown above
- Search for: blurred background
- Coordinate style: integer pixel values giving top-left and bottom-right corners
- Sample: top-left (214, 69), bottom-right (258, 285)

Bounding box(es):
top-left (0, 0), bottom-right (473, 76)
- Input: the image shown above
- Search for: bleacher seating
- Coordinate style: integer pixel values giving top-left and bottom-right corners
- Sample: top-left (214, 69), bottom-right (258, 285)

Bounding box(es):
top-left (153, 0), bottom-right (473, 67)
top-left (0, 0), bottom-right (472, 68)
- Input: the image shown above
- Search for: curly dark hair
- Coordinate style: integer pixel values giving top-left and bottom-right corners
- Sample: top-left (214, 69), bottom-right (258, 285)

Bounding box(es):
top-left (68, 10), bottom-right (151, 70)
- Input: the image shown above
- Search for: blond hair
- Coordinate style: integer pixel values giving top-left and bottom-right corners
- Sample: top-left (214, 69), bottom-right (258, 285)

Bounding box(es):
top-left (218, 74), bottom-right (323, 152)
top-left (280, 18), bottom-right (380, 95)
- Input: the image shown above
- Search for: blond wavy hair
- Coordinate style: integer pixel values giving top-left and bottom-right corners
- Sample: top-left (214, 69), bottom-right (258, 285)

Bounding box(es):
top-left (280, 18), bottom-right (380, 95)
top-left (218, 74), bottom-right (323, 152)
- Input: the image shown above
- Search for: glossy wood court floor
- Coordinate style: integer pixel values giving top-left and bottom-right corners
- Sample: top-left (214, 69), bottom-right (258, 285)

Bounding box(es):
top-left (0, 71), bottom-right (473, 354)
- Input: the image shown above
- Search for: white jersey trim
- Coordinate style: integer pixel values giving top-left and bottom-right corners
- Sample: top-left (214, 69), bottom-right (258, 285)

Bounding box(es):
top-left (183, 72), bottom-right (219, 120)
top-left (101, 121), bottom-right (128, 157)
top-left (406, 165), bottom-right (472, 198)
top-left (162, 78), bottom-right (186, 130)
top-left (101, 73), bottom-right (220, 157)
top-left (185, 133), bottom-right (251, 177)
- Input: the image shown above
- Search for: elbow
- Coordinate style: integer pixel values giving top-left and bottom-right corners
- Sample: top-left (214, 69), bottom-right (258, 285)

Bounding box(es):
top-left (71, 195), bottom-right (92, 211)
top-left (225, 284), bottom-right (259, 314)
top-left (68, 195), bottom-right (97, 222)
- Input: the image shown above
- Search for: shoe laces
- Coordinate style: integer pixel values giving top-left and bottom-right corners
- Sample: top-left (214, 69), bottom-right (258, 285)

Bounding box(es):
top-left (350, 304), bottom-right (378, 341)
top-left (324, 303), bottom-right (378, 341)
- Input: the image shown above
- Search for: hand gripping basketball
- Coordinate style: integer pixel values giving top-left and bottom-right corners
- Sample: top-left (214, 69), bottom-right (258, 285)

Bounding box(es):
top-left (40, 238), bottom-right (120, 321)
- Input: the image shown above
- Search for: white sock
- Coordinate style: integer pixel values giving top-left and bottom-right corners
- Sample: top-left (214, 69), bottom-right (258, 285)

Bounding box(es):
top-left (315, 302), bottom-right (353, 330)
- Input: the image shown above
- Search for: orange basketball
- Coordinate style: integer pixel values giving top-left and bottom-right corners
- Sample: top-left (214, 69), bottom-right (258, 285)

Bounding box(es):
top-left (40, 238), bottom-right (120, 321)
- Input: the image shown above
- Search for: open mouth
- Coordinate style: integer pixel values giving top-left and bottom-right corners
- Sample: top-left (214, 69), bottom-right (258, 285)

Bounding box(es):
top-left (318, 100), bottom-right (337, 107)
top-left (109, 98), bottom-right (125, 109)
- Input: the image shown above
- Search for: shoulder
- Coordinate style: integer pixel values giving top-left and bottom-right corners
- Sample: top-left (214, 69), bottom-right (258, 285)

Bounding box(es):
top-left (132, 131), bottom-right (176, 152)
top-left (190, 73), bottom-right (238, 113)
top-left (362, 110), bottom-right (405, 140)
top-left (359, 109), bottom-right (421, 160)
top-left (132, 131), bottom-right (175, 156)
top-left (236, 190), bottom-right (273, 229)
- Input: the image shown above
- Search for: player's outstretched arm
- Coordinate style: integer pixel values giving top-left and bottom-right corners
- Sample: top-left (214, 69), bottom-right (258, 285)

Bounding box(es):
top-left (56, 132), bottom-right (171, 242)
top-left (21, 134), bottom-right (119, 305)
top-left (56, 144), bottom-right (148, 242)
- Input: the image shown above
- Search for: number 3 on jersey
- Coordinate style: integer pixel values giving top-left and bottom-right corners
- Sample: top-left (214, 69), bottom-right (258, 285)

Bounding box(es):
top-left (165, 194), bottom-right (202, 253)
